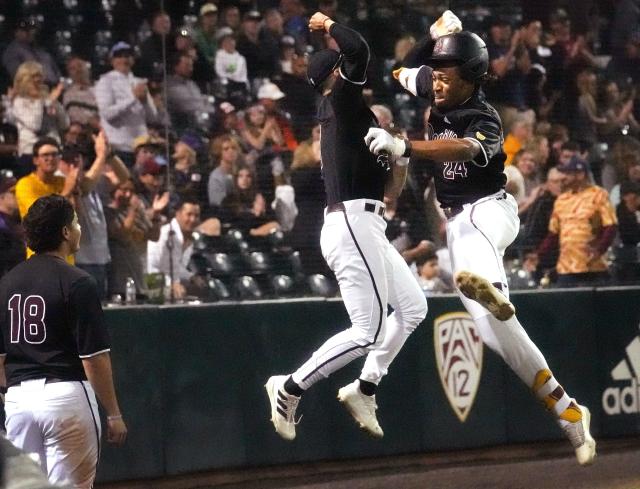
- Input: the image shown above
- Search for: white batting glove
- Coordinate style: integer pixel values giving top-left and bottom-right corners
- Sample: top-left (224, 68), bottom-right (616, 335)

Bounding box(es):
top-left (364, 128), bottom-right (406, 157)
top-left (430, 10), bottom-right (462, 40)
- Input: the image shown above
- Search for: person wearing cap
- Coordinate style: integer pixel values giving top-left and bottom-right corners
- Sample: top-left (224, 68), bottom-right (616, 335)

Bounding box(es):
top-left (56, 130), bottom-right (114, 299)
top-left (95, 41), bottom-right (161, 167)
top-left (530, 156), bottom-right (618, 287)
top-left (214, 27), bottom-right (249, 86)
top-left (0, 171), bottom-right (25, 276)
top-left (166, 51), bottom-right (215, 134)
top-left (237, 10), bottom-right (277, 80)
top-left (173, 26), bottom-right (216, 88)
top-left (194, 3), bottom-right (219, 64)
top-left (1, 18), bottom-right (62, 86)
top-left (132, 134), bottom-right (165, 171)
top-left (171, 133), bottom-right (207, 202)
top-left (257, 81), bottom-right (298, 151)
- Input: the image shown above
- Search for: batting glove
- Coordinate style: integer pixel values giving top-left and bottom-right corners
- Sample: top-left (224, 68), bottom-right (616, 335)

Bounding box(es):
top-left (364, 128), bottom-right (406, 157)
top-left (430, 10), bottom-right (462, 40)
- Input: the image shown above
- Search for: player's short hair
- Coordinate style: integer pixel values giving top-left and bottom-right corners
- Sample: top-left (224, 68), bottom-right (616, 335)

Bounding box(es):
top-left (32, 137), bottom-right (60, 157)
top-left (23, 195), bottom-right (75, 253)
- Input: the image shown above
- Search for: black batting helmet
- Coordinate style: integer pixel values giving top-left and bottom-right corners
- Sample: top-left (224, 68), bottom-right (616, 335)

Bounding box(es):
top-left (429, 31), bottom-right (489, 82)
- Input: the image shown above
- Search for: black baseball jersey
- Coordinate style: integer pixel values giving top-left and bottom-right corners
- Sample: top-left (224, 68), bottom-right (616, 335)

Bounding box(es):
top-left (414, 66), bottom-right (507, 208)
top-left (0, 254), bottom-right (110, 387)
top-left (319, 23), bottom-right (388, 206)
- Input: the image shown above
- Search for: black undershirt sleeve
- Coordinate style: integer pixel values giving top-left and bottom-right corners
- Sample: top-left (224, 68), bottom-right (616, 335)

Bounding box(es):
top-left (328, 23), bottom-right (369, 83)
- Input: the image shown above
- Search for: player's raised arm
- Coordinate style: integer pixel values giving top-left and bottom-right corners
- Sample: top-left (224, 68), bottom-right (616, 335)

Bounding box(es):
top-left (308, 12), bottom-right (369, 83)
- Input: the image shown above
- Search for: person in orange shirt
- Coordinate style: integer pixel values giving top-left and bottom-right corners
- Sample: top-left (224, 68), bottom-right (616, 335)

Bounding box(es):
top-left (15, 137), bottom-right (79, 261)
top-left (528, 156), bottom-right (617, 287)
top-left (503, 117), bottom-right (533, 166)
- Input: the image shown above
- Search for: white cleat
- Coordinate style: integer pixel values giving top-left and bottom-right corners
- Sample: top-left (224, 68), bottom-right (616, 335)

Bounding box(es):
top-left (337, 381), bottom-right (384, 438)
top-left (265, 375), bottom-right (301, 441)
top-left (455, 270), bottom-right (515, 321)
top-left (561, 404), bottom-right (597, 466)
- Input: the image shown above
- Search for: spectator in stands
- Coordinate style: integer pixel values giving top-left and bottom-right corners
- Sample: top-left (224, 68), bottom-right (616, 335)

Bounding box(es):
top-left (63, 55), bottom-right (99, 129)
top-left (257, 81), bottom-right (297, 152)
top-left (194, 3), bottom-right (219, 65)
top-left (278, 35), bottom-right (298, 74)
top-left (56, 130), bottom-right (113, 299)
top-left (105, 178), bottom-right (163, 296)
top-left (288, 124), bottom-right (325, 274)
top-left (241, 103), bottom-right (284, 164)
top-left (415, 251), bottom-right (450, 296)
top-left (280, 0), bottom-right (308, 43)
top-left (174, 26), bottom-right (215, 90)
top-left (172, 133), bottom-right (206, 203)
top-left (547, 124), bottom-right (570, 167)
top-left (214, 28), bottom-right (249, 87)
top-left (278, 55), bottom-right (319, 142)
top-left (12, 61), bottom-right (67, 177)
top-left (572, 69), bottom-right (607, 150)
top-left (607, 29), bottom-right (640, 85)
top-left (220, 165), bottom-right (280, 237)
top-left (530, 156), bottom-right (618, 287)
top-left (147, 198), bottom-right (206, 300)
top-left (504, 115), bottom-right (534, 165)
top-left (95, 42), bottom-right (162, 167)
top-left (136, 11), bottom-right (173, 81)
top-left (604, 137), bottom-right (640, 192)
top-left (166, 51), bottom-right (215, 134)
top-left (134, 158), bottom-right (169, 215)
top-left (15, 138), bottom-right (76, 220)
top-left (509, 149), bottom-right (544, 215)
top-left (527, 134), bottom-right (551, 174)
top-left (0, 97), bottom-right (18, 173)
top-left (599, 80), bottom-right (639, 143)
top-left (132, 134), bottom-right (165, 173)
top-left (1, 19), bottom-right (62, 86)
top-left (62, 122), bottom-right (85, 147)
top-left (237, 10), bottom-right (270, 81)
top-left (212, 101), bottom-right (241, 139)
top-left (261, 9), bottom-right (287, 72)
top-left (610, 157), bottom-right (640, 207)
top-left (0, 172), bottom-right (25, 276)
top-left (522, 167), bottom-right (565, 255)
top-left (220, 5), bottom-right (242, 33)
top-left (617, 181), bottom-right (640, 247)
top-left (207, 134), bottom-right (240, 208)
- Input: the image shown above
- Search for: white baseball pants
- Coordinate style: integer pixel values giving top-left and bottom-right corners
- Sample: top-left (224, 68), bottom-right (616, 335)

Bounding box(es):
top-left (5, 379), bottom-right (101, 489)
top-left (292, 199), bottom-right (428, 389)
top-left (447, 191), bottom-right (548, 386)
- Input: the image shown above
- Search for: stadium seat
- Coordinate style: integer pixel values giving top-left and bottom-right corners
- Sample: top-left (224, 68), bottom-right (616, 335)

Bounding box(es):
top-left (246, 251), bottom-right (270, 273)
top-left (234, 275), bottom-right (262, 300)
top-left (205, 252), bottom-right (234, 276)
top-left (188, 252), bottom-right (209, 276)
top-left (207, 277), bottom-right (231, 301)
top-left (307, 274), bottom-right (334, 297)
top-left (270, 274), bottom-right (295, 298)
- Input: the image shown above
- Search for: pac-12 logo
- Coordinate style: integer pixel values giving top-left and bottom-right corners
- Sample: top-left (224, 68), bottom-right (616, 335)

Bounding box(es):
top-left (434, 312), bottom-right (483, 422)
top-left (602, 330), bottom-right (640, 415)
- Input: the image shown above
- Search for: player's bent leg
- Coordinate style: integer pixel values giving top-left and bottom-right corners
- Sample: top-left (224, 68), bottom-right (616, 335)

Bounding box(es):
top-left (41, 382), bottom-right (100, 488)
top-left (455, 270), bottom-right (515, 321)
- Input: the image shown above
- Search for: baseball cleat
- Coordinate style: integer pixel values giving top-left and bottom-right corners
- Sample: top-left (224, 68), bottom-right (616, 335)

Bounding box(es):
top-left (265, 375), bottom-right (301, 441)
top-left (455, 271), bottom-right (515, 321)
top-left (337, 381), bottom-right (384, 438)
top-left (561, 404), bottom-right (597, 466)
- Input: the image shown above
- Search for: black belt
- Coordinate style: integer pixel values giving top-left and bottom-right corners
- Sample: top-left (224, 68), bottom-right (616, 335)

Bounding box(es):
top-left (443, 192), bottom-right (508, 220)
top-left (326, 201), bottom-right (385, 217)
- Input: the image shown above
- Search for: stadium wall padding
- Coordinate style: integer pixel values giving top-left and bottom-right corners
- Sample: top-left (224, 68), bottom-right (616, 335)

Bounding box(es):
top-left (96, 287), bottom-right (640, 482)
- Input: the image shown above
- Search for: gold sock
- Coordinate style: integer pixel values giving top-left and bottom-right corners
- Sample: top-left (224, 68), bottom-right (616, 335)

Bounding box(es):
top-left (532, 369), bottom-right (582, 422)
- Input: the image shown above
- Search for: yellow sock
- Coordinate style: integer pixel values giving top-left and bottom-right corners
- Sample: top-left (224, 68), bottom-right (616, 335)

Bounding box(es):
top-left (532, 369), bottom-right (582, 423)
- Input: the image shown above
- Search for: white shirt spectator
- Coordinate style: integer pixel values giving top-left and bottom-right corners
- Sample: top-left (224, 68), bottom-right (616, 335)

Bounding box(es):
top-left (147, 218), bottom-right (194, 282)
top-left (94, 70), bottom-right (158, 152)
top-left (12, 96), bottom-right (67, 155)
top-left (215, 49), bottom-right (248, 84)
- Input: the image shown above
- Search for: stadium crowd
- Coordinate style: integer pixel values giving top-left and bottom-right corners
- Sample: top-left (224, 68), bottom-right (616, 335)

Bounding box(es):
top-left (0, 0), bottom-right (639, 303)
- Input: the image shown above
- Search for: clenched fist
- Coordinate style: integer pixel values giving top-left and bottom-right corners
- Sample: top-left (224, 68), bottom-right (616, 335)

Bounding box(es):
top-left (430, 10), bottom-right (462, 40)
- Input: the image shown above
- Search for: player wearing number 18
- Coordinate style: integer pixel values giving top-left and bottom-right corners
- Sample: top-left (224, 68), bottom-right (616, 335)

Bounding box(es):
top-left (0, 195), bottom-right (127, 488)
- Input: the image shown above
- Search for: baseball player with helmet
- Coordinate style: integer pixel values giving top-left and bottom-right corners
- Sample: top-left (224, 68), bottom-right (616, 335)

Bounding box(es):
top-left (364, 11), bottom-right (596, 466)
top-left (265, 12), bottom-right (428, 440)
top-left (0, 195), bottom-right (127, 488)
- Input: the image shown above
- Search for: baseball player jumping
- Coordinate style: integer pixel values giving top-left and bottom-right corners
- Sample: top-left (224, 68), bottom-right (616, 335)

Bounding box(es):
top-left (0, 195), bottom-right (127, 487)
top-left (364, 11), bottom-right (596, 466)
top-left (265, 12), bottom-right (428, 440)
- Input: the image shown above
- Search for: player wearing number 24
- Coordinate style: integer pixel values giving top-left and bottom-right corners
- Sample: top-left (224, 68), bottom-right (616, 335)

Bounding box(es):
top-left (0, 195), bottom-right (127, 489)
top-left (364, 11), bottom-right (596, 467)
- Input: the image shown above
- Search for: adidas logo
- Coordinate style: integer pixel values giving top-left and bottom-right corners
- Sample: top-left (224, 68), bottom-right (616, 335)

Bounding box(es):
top-left (602, 335), bottom-right (640, 415)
